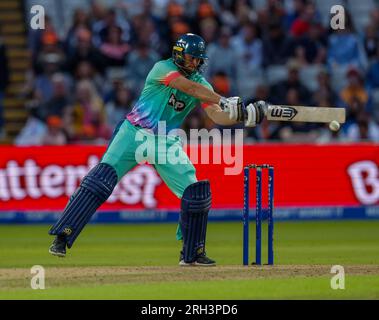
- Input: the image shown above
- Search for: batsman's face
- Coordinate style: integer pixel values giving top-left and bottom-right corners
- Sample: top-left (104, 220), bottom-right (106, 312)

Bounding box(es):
top-left (183, 54), bottom-right (202, 72)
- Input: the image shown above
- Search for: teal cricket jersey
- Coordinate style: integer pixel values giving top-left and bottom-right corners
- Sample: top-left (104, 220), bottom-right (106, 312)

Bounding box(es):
top-left (126, 58), bottom-right (213, 133)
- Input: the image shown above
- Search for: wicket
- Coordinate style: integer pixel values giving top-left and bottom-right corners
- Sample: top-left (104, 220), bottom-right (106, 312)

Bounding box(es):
top-left (243, 164), bottom-right (274, 266)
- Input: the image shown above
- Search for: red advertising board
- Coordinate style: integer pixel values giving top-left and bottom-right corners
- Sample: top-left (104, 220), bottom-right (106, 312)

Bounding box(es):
top-left (0, 144), bottom-right (378, 211)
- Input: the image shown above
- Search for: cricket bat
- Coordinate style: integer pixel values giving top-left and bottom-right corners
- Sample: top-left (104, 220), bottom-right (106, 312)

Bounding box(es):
top-left (266, 104), bottom-right (346, 123)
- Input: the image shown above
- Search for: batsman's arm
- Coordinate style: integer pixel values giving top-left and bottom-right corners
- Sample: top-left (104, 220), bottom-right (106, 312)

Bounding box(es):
top-left (169, 75), bottom-right (222, 105)
top-left (203, 104), bottom-right (239, 126)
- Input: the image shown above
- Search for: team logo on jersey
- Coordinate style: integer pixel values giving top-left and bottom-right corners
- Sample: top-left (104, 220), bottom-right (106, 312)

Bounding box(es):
top-left (168, 93), bottom-right (186, 112)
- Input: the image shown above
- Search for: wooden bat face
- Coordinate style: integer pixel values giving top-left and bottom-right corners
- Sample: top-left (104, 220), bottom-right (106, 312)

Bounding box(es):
top-left (266, 105), bottom-right (346, 123)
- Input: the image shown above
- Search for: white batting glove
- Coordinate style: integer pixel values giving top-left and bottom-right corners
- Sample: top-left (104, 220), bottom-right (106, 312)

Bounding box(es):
top-left (219, 96), bottom-right (245, 121)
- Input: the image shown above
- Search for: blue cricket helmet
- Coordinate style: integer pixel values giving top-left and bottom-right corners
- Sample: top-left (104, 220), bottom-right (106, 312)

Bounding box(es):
top-left (172, 33), bottom-right (208, 74)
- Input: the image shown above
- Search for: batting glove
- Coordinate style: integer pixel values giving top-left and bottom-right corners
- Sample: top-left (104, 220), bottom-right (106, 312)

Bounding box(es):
top-left (219, 96), bottom-right (245, 122)
top-left (244, 100), bottom-right (268, 127)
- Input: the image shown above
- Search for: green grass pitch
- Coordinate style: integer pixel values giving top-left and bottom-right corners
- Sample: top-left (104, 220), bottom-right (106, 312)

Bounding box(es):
top-left (1, 220), bottom-right (379, 299)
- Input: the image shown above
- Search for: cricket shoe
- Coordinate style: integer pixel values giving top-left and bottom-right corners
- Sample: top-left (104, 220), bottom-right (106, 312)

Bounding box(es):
top-left (49, 235), bottom-right (67, 257)
top-left (179, 251), bottom-right (216, 267)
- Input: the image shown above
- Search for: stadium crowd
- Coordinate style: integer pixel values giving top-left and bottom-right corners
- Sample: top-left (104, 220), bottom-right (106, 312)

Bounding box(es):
top-left (7, 0), bottom-right (379, 144)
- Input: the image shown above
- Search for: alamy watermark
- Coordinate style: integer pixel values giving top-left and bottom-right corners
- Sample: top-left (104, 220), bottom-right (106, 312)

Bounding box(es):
top-left (330, 265), bottom-right (345, 290)
top-left (31, 265), bottom-right (45, 290)
top-left (330, 5), bottom-right (345, 30)
top-left (134, 122), bottom-right (244, 175)
top-left (30, 5), bottom-right (45, 30)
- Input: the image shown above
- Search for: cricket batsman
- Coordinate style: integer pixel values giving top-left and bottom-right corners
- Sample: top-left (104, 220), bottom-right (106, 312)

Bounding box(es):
top-left (48, 33), bottom-right (266, 266)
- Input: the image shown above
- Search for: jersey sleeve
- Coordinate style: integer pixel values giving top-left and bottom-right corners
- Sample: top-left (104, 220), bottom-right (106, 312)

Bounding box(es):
top-left (147, 60), bottom-right (181, 86)
top-left (198, 77), bottom-right (215, 109)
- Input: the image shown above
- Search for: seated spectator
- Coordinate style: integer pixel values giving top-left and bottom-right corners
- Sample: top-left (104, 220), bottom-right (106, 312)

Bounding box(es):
top-left (327, 24), bottom-right (367, 70)
top-left (262, 20), bottom-right (294, 66)
top-left (257, 0), bottom-right (286, 30)
top-left (65, 8), bottom-right (91, 56)
top-left (34, 31), bottom-right (66, 75)
top-left (366, 47), bottom-right (379, 89)
top-left (34, 54), bottom-right (71, 103)
top-left (105, 84), bottom-right (134, 129)
top-left (345, 97), bottom-right (366, 126)
top-left (41, 116), bottom-right (68, 145)
top-left (270, 59), bottom-right (311, 105)
top-left (66, 28), bottom-right (106, 75)
top-left (232, 22), bottom-right (263, 70)
top-left (28, 15), bottom-right (57, 61)
top-left (363, 23), bottom-right (379, 61)
top-left (313, 69), bottom-right (338, 106)
top-left (92, 8), bottom-right (131, 48)
top-left (126, 42), bottom-right (160, 95)
top-left (205, 26), bottom-right (238, 83)
top-left (340, 67), bottom-right (372, 115)
top-left (199, 17), bottom-right (219, 45)
top-left (283, 0), bottom-right (306, 31)
top-left (100, 25), bottom-right (130, 66)
top-left (74, 60), bottom-right (104, 93)
top-left (290, 1), bottom-right (320, 38)
top-left (346, 111), bottom-right (379, 142)
top-left (35, 73), bottom-right (71, 121)
top-left (64, 80), bottom-right (111, 142)
top-left (293, 22), bottom-right (327, 65)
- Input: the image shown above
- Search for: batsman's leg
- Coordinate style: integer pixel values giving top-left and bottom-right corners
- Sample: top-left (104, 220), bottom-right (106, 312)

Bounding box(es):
top-left (179, 180), bottom-right (215, 266)
top-left (154, 136), bottom-right (215, 266)
top-left (48, 163), bottom-right (118, 256)
top-left (48, 119), bottom-right (138, 257)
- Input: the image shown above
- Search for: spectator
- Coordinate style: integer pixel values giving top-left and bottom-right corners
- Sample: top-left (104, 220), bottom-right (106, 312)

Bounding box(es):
top-left (66, 28), bottom-right (106, 75)
top-left (270, 59), bottom-right (311, 105)
top-left (205, 26), bottom-right (237, 82)
top-left (340, 67), bottom-right (372, 116)
top-left (346, 111), bottom-right (379, 142)
top-left (99, 25), bottom-right (130, 66)
top-left (34, 40), bottom-right (70, 103)
top-left (313, 69), bottom-right (338, 106)
top-left (283, 0), bottom-right (306, 31)
top-left (35, 73), bottom-right (71, 121)
top-left (327, 22), bottom-right (367, 70)
top-left (64, 80), bottom-right (110, 142)
top-left (232, 22), bottom-right (263, 70)
top-left (34, 31), bottom-right (66, 75)
top-left (262, 20), bottom-right (294, 66)
top-left (293, 22), bottom-right (327, 65)
top-left (257, 0), bottom-right (286, 31)
top-left (105, 84), bottom-right (134, 129)
top-left (74, 60), bottom-right (104, 93)
top-left (0, 29), bottom-right (9, 138)
top-left (290, 1), bottom-right (320, 38)
top-left (65, 8), bottom-right (92, 56)
top-left (199, 17), bottom-right (219, 45)
top-left (345, 97), bottom-right (366, 126)
top-left (28, 15), bottom-right (57, 60)
top-left (363, 23), bottom-right (379, 61)
top-left (126, 42), bottom-right (160, 95)
top-left (92, 8), bottom-right (131, 48)
top-left (41, 116), bottom-right (68, 145)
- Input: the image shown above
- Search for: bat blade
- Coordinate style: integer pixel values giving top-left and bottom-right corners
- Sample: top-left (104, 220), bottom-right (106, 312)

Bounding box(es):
top-left (266, 105), bottom-right (346, 123)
